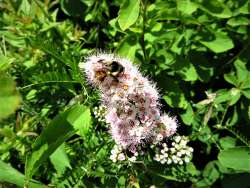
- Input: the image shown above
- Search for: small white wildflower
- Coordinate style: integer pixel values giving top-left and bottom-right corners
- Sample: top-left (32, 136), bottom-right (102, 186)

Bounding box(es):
top-left (179, 160), bottom-right (184, 165)
top-left (180, 139), bottom-right (187, 147)
top-left (117, 153), bottom-right (126, 161)
top-left (172, 155), bottom-right (177, 160)
top-left (177, 152), bottom-right (182, 157)
top-left (170, 147), bottom-right (176, 153)
top-left (185, 151), bottom-right (192, 156)
top-left (188, 147), bottom-right (194, 152)
top-left (129, 156), bottom-right (137, 162)
top-left (163, 153), bottom-right (168, 158)
top-left (156, 134), bottom-right (163, 142)
top-left (167, 159), bottom-right (172, 164)
top-left (164, 147), bottom-right (168, 152)
top-left (184, 156), bottom-right (191, 163)
top-left (174, 136), bottom-right (181, 143)
top-left (162, 143), bottom-right (167, 148)
top-left (134, 152), bottom-right (139, 157)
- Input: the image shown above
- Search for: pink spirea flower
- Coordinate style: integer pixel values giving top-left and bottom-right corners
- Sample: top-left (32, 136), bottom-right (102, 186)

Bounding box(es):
top-left (79, 53), bottom-right (177, 152)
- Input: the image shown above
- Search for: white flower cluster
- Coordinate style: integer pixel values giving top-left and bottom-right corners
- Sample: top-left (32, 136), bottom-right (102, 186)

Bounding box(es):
top-left (153, 136), bottom-right (193, 165)
top-left (110, 145), bottom-right (138, 163)
top-left (93, 105), bottom-right (106, 123)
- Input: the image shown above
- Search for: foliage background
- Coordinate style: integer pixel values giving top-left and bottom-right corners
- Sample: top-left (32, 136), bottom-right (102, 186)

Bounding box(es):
top-left (0, 0), bottom-right (250, 187)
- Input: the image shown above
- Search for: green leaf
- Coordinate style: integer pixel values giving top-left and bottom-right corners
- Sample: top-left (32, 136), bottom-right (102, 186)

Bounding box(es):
top-left (203, 161), bottom-right (220, 185)
top-left (228, 88), bottom-right (241, 106)
top-left (172, 57), bottom-right (198, 81)
top-left (234, 59), bottom-right (248, 84)
top-left (0, 73), bottom-right (21, 121)
top-left (218, 147), bottom-right (250, 172)
top-left (60, 0), bottom-right (86, 17)
top-left (25, 104), bottom-right (91, 179)
top-left (50, 143), bottom-right (71, 175)
top-left (0, 31), bottom-right (26, 48)
top-left (180, 104), bottom-right (194, 125)
top-left (227, 16), bottom-right (250, 27)
top-left (0, 160), bottom-right (43, 188)
top-left (0, 55), bottom-right (15, 71)
top-left (197, 0), bottom-right (232, 18)
top-left (177, 0), bottom-right (197, 15)
top-left (219, 136), bottom-right (236, 150)
top-left (241, 76), bottom-right (250, 89)
top-left (200, 31), bottom-right (234, 53)
top-left (242, 89), bottom-right (250, 99)
top-left (160, 77), bottom-right (188, 109)
top-left (224, 73), bottom-right (237, 86)
top-left (70, 105), bottom-right (92, 137)
top-left (116, 36), bottom-right (140, 61)
top-left (18, 0), bottom-right (31, 15)
top-left (118, 0), bottom-right (140, 31)
top-left (214, 89), bottom-right (230, 104)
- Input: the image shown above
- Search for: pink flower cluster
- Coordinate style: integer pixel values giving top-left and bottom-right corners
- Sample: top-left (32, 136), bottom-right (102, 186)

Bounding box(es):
top-left (79, 53), bottom-right (177, 153)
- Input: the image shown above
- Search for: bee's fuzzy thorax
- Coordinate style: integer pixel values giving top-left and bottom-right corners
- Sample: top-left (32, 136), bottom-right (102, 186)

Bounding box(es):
top-left (80, 52), bottom-right (177, 152)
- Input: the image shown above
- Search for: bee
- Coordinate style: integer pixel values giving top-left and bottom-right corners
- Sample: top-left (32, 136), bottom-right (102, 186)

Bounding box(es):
top-left (96, 59), bottom-right (124, 82)
top-left (107, 61), bottom-right (124, 77)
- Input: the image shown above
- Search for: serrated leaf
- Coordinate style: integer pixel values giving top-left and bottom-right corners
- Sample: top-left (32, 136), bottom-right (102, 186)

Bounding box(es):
top-left (118, 0), bottom-right (140, 31)
top-left (0, 73), bottom-right (21, 121)
top-left (218, 147), bottom-right (250, 172)
top-left (0, 160), bottom-right (43, 188)
top-left (25, 104), bottom-right (91, 179)
top-left (200, 31), bottom-right (234, 53)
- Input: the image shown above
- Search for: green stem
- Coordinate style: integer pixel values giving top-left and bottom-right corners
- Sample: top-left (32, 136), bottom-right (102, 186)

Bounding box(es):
top-left (18, 80), bottom-right (80, 90)
top-left (140, 0), bottom-right (148, 63)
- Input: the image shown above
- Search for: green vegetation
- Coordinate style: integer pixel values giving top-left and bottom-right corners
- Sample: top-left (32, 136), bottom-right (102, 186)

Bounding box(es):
top-left (0, 0), bottom-right (249, 187)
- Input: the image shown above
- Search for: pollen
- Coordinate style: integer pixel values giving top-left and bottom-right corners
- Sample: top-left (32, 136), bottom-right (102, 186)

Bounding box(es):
top-left (122, 84), bottom-right (129, 91)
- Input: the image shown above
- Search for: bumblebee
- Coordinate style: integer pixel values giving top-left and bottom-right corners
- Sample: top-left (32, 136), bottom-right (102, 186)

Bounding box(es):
top-left (96, 60), bottom-right (124, 82)
top-left (107, 61), bottom-right (124, 77)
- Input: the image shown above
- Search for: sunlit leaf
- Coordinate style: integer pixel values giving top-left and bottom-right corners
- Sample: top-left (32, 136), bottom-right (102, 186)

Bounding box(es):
top-left (0, 73), bottom-right (21, 121)
top-left (0, 160), bottom-right (43, 188)
top-left (50, 143), bottom-right (71, 175)
top-left (218, 147), bottom-right (250, 172)
top-left (25, 104), bottom-right (91, 179)
top-left (197, 0), bottom-right (232, 18)
top-left (118, 0), bottom-right (140, 31)
top-left (200, 31), bottom-right (234, 53)
top-left (177, 0), bottom-right (197, 15)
